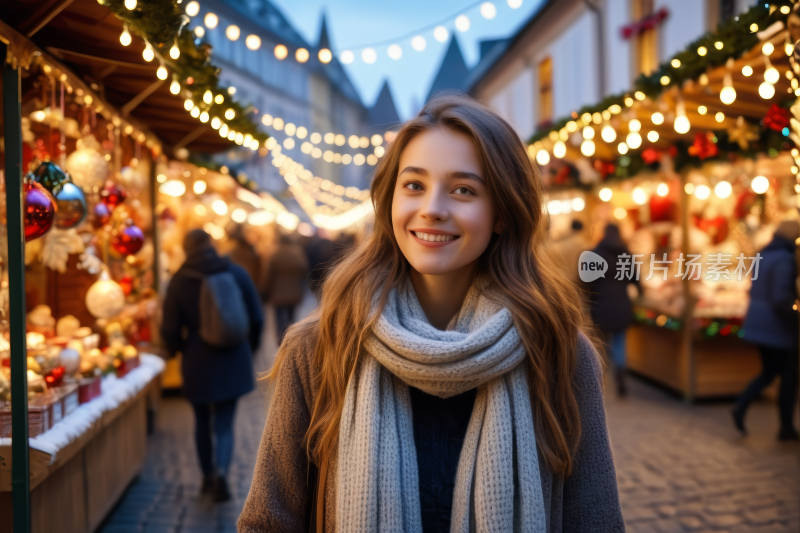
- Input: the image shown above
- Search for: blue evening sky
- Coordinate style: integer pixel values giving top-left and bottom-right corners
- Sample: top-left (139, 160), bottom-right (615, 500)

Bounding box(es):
top-left (269, 0), bottom-right (545, 120)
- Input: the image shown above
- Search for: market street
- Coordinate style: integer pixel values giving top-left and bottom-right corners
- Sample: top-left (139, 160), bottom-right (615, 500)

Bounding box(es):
top-left (98, 298), bottom-right (799, 533)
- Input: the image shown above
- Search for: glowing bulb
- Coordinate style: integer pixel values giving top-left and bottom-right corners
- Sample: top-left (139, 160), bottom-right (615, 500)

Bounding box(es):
top-left (536, 149), bottom-right (550, 165)
top-left (434, 26), bottom-right (449, 43)
top-left (647, 131), bottom-right (659, 142)
top-left (387, 44), bottom-right (402, 60)
top-left (614, 208), bottom-right (627, 220)
top-left (629, 119), bottom-right (641, 133)
top-left (246, 35), bottom-right (261, 50)
top-left (786, 42), bottom-right (795, 56)
top-left (210, 117), bottom-right (221, 129)
top-left (204, 13), bottom-right (218, 28)
top-left (199, 111), bottom-right (209, 123)
top-left (674, 115), bottom-right (690, 135)
top-left (697, 46), bottom-right (707, 56)
top-left (698, 105), bottom-right (707, 115)
top-left (762, 42), bottom-right (774, 56)
top-left (226, 25), bottom-right (240, 41)
top-left (211, 199), bottom-right (228, 215)
top-left (142, 44), bottom-right (154, 62)
top-left (215, 94), bottom-right (224, 104)
top-left (170, 44), bottom-right (180, 59)
top-left (231, 208), bottom-right (247, 223)
top-left (124, 0), bottom-right (136, 9)
top-left (191, 107), bottom-right (200, 118)
top-left (714, 181), bottom-right (732, 198)
top-left (742, 65), bottom-right (753, 76)
top-left (480, 2), bottom-right (497, 19)
top-left (169, 80), bottom-right (180, 94)
top-left (120, 27), bottom-right (132, 46)
top-left (715, 112), bottom-right (725, 123)
top-left (601, 125), bottom-right (616, 143)
top-left (225, 108), bottom-right (235, 120)
top-left (580, 140), bottom-right (596, 157)
top-left (632, 187), bottom-right (648, 205)
top-left (411, 36), bottom-right (426, 52)
top-left (193, 180), bottom-right (207, 194)
top-left (660, 75), bottom-right (670, 85)
top-left (685, 183), bottom-right (695, 195)
top-left (751, 175), bottom-right (769, 194)
top-left (361, 48), bottom-right (377, 64)
top-left (599, 188), bottom-right (613, 202)
top-left (203, 90), bottom-right (212, 104)
top-left (582, 126), bottom-right (595, 139)
top-left (194, 26), bottom-right (205, 37)
top-left (340, 50), bottom-right (354, 64)
top-left (765, 67), bottom-right (780, 84)
top-left (319, 48), bottom-right (332, 63)
top-left (507, 0), bottom-right (522, 7)
top-left (553, 140), bottom-right (566, 158)
top-left (184, 99), bottom-right (194, 111)
top-left (759, 81), bottom-right (776, 99)
top-left (618, 142), bottom-right (629, 154)
top-left (274, 44), bottom-right (288, 60)
top-left (651, 112), bottom-right (664, 125)
top-left (695, 184), bottom-right (711, 200)
top-left (156, 66), bottom-right (168, 80)
top-left (296, 48), bottom-right (309, 63)
top-left (185, 1), bottom-right (199, 16)
top-left (720, 85), bottom-right (736, 105)
top-left (626, 132), bottom-right (642, 149)
top-left (572, 198), bottom-right (585, 212)
top-left (671, 58), bottom-right (681, 68)
top-left (455, 14), bottom-right (470, 32)
top-left (656, 183), bottom-right (669, 197)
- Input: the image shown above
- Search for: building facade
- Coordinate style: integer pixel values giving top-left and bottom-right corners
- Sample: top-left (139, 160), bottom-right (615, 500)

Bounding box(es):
top-left (191, 0), bottom-right (397, 193)
top-left (468, 0), bottom-right (757, 141)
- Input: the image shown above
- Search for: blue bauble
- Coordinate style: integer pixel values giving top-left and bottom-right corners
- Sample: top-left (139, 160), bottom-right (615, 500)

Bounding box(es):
top-left (55, 182), bottom-right (87, 229)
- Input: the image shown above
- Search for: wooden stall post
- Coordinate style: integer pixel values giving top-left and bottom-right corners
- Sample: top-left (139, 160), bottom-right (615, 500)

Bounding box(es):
top-left (2, 41), bottom-right (32, 533)
top-left (679, 172), bottom-right (695, 403)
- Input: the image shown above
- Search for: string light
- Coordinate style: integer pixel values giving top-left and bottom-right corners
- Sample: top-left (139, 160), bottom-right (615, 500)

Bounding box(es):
top-left (626, 132), bottom-right (642, 149)
top-left (698, 105), bottom-right (707, 115)
top-left (480, 2), bottom-right (497, 19)
top-left (194, 26), bottom-right (205, 37)
top-left (296, 48), bottom-right (310, 63)
top-left (184, 99), bottom-right (194, 111)
top-left (225, 109), bottom-right (235, 120)
top-left (762, 42), bottom-right (774, 56)
top-left (651, 112), bottom-right (664, 125)
top-left (455, 14), bottom-right (470, 32)
top-left (742, 65), bottom-right (753, 76)
top-left (536, 149), bottom-right (550, 165)
top-left (508, 0), bottom-right (523, 8)
top-left (319, 48), bottom-right (332, 63)
top-left (759, 81), bottom-right (776, 99)
top-left (599, 188), bottom-right (613, 202)
top-left (203, 90), bottom-right (212, 104)
top-left (211, 117), bottom-right (221, 129)
top-left (120, 25), bottom-right (132, 46)
top-left (142, 43), bottom-right (154, 62)
top-left (618, 142), bottom-right (629, 154)
top-left (199, 111), bottom-right (209, 123)
top-left (715, 112), bottom-right (725, 122)
top-left (751, 175), bottom-right (769, 194)
top-left (580, 140), bottom-right (595, 157)
top-left (226, 25), bottom-right (240, 41)
top-left (204, 12), bottom-right (218, 28)
top-left (215, 94), bottom-right (224, 104)
top-left (156, 66), bottom-right (168, 80)
top-left (764, 57), bottom-right (780, 84)
top-left (434, 26), bottom-right (449, 42)
top-left (720, 73), bottom-right (736, 104)
top-left (361, 48), bottom-right (377, 64)
top-left (185, 1), bottom-right (200, 16)
top-left (170, 80), bottom-right (181, 94)
top-left (124, 0), bottom-right (136, 9)
top-left (388, 44), bottom-right (402, 60)
top-left (340, 50), bottom-right (354, 64)
top-left (674, 101), bottom-right (690, 134)
top-left (553, 140), bottom-right (566, 158)
top-left (657, 183), bottom-right (669, 196)
top-left (411, 36), bottom-right (426, 52)
top-left (170, 42), bottom-right (180, 59)
top-left (601, 124), bottom-right (616, 143)
top-left (227, 87), bottom-right (236, 95)
top-left (647, 131), bottom-right (659, 142)
top-left (246, 35), bottom-right (261, 50)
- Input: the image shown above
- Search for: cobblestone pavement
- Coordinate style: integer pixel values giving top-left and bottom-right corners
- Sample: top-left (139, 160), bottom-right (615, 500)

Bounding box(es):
top-left (99, 298), bottom-right (799, 532)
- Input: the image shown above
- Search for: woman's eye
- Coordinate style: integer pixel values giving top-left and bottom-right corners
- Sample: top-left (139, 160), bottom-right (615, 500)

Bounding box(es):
top-left (404, 182), bottom-right (423, 191)
top-left (454, 187), bottom-right (473, 195)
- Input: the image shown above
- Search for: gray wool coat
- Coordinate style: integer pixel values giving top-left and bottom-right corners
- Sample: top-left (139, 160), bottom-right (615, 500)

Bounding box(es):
top-left (237, 330), bottom-right (625, 532)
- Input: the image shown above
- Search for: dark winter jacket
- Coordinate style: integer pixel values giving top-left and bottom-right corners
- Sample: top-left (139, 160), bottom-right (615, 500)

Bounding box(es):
top-left (586, 225), bottom-right (638, 331)
top-left (263, 242), bottom-right (309, 307)
top-left (161, 247), bottom-right (264, 404)
top-left (743, 235), bottom-right (799, 351)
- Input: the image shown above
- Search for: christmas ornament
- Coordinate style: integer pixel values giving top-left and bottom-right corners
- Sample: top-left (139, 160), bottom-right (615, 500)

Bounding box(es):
top-left (24, 180), bottom-right (56, 241)
top-left (30, 161), bottom-right (70, 197)
top-left (100, 182), bottom-right (127, 210)
top-left (54, 182), bottom-right (87, 229)
top-left (65, 135), bottom-right (108, 189)
top-left (688, 132), bottom-right (718, 160)
top-left (85, 272), bottom-right (126, 319)
top-left (92, 202), bottom-right (112, 228)
top-left (59, 348), bottom-right (81, 375)
top-left (727, 116), bottom-right (759, 150)
top-left (41, 229), bottom-right (85, 273)
top-left (44, 366), bottom-right (66, 388)
top-left (119, 275), bottom-right (134, 296)
top-left (762, 104), bottom-right (790, 132)
top-left (641, 148), bottom-right (662, 165)
top-left (119, 166), bottom-right (145, 195)
top-left (111, 223), bottom-right (145, 256)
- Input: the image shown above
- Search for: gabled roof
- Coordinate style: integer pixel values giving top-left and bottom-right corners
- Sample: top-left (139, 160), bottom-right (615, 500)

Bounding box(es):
top-left (479, 38), bottom-right (509, 60)
top-left (369, 80), bottom-right (401, 131)
top-left (315, 12), bottom-right (363, 107)
top-left (426, 35), bottom-right (471, 102)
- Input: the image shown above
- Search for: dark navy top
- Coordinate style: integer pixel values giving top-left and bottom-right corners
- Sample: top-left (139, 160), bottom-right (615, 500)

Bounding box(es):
top-left (409, 386), bottom-right (477, 533)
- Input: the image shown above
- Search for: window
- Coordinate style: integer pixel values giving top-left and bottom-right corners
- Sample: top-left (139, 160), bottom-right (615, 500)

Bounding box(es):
top-left (538, 57), bottom-right (552, 126)
top-left (632, 0), bottom-right (658, 76)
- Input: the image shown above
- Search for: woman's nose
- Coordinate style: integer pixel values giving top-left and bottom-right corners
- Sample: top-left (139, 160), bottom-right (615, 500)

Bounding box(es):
top-left (419, 188), bottom-right (449, 221)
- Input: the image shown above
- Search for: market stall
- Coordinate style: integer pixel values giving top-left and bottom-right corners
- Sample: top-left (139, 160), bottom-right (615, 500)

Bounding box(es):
top-left (530, 1), bottom-right (800, 400)
top-left (0, 0), bottom-right (268, 529)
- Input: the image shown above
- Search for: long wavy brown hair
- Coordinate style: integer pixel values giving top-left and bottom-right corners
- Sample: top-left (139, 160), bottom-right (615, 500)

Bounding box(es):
top-left (271, 94), bottom-right (591, 476)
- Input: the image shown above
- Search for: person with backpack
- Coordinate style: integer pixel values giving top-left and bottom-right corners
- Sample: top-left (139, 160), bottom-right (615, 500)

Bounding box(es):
top-left (161, 228), bottom-right (264, 502)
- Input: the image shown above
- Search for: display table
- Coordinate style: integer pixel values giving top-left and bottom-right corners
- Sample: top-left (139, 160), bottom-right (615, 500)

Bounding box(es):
top-left (626, 324), bottom-right (762, 398)
top-left (0, 354), bottom-right (164, 533)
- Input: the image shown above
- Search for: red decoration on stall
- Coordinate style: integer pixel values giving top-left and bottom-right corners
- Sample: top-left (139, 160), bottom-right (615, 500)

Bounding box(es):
top-left (111, 223), bottom-right (145, 256)
top-left (641, 148), bottom-right (662, 165)
top-left (649, 195), bottom-right (676, 222)
top-left (92, 202), bottom-right (112, 228)
top-left (44, 366), bottom-right (66, 388)
top-left (688, 132), bottom-right (718, 160)
top-left (763, 104), bottom-right (790, 132)
top-left (100, 182), bottom-right (127, 209)
top-left (734, 190), bottom-right (757, 219)
top-left (594, 159), bottom-right (616, 178)
top-left (118, 275), bottom-right (134, 296)
top-left (694, 214), bottom-right (729, 244)
top-left (620, 7), bottom-right (669, 39)
top-left (24, 180), bottom-right (57, 241)
top-left (553, 165), bottom-right (571, 185)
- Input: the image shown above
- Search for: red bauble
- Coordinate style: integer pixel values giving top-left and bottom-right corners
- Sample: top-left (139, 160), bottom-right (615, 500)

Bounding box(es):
top-left (92, 202), bottom-right (112, 228)
top-left (24, 181), bottom-right (56, 241)
top-left (100, 182), bottom-right (127, 209)
top-left (119, 275), bottom-right (134, 296)
top-left (111, 224), bottom-right (144, 255)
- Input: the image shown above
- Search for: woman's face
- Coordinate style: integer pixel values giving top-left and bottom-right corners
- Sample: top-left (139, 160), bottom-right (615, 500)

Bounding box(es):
top-left (392, 127), bottom-right (501, 276)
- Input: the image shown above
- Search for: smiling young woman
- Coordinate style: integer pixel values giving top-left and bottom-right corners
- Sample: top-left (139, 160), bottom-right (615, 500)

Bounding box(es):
top-left (238, 95), bottom-right (624, 533)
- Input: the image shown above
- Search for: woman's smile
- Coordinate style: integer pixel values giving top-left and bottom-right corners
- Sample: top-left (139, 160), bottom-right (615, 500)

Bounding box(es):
top-left (410, 229), bottom-right (460, 246)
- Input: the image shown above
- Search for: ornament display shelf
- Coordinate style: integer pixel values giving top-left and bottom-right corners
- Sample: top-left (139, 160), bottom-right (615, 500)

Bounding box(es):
top-left (0, 354), bottom-right (164, 533)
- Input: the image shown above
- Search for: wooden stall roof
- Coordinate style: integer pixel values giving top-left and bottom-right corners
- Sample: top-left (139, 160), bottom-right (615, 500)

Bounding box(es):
top-left (1, 0), bottom-right (237, 155)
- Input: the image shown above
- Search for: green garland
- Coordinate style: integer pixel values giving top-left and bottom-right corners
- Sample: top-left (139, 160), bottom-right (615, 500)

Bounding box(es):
top-left (529, 1), bottom-right (794, 146)
top-left (101, 0), bottom-right (268, 147)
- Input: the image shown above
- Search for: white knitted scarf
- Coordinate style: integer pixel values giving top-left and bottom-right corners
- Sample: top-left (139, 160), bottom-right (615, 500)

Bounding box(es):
top-left (337, 280), bottom-right (547, 533)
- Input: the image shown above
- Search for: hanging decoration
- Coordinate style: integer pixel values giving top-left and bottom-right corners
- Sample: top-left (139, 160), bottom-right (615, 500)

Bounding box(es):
top-left (111, 223), bottom-right (145, 256)
top-left (119, 166), bottom-right (146, 195)
top-left (100, 182), bottom-right (127, 210)
top-left (620, 7), bottom-right (670, 40)
top-left (24, 179), bottom-right (57, 241)
top-left (54, 182), bottom-right (88, 229)
top-left (41, 229), bottom-right (85, 273)
top-left (65, 135), bottom-right (109, 190)
top-left (85, 272), bottom-right (126, 319)
top-left (30, 161), bottom-right (70, 197)
top-left (763, 103), bottom-right (791, 132)
top-left (688, 132), bottom-right (719, 160)
top-left (726, 116), bottom-right (761, 150)
top-left (92, 202), bottom-right (112, 228)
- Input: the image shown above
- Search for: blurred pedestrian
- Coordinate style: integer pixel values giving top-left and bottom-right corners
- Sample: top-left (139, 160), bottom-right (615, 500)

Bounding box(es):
top-left (263, 233), bottom-right (309, 344)
top-left (554, 219), bottom-right (589, 283)
top-left (733, 220), bottom-right (799, 441)
top-left (226, 223), bottom-right (261, 286)
top-left (161, 229), bottom-right (264, 501)
top-left (586, 224), bottom-right (638, 397)
top-left (304, 228), bottom-right (334, 297)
